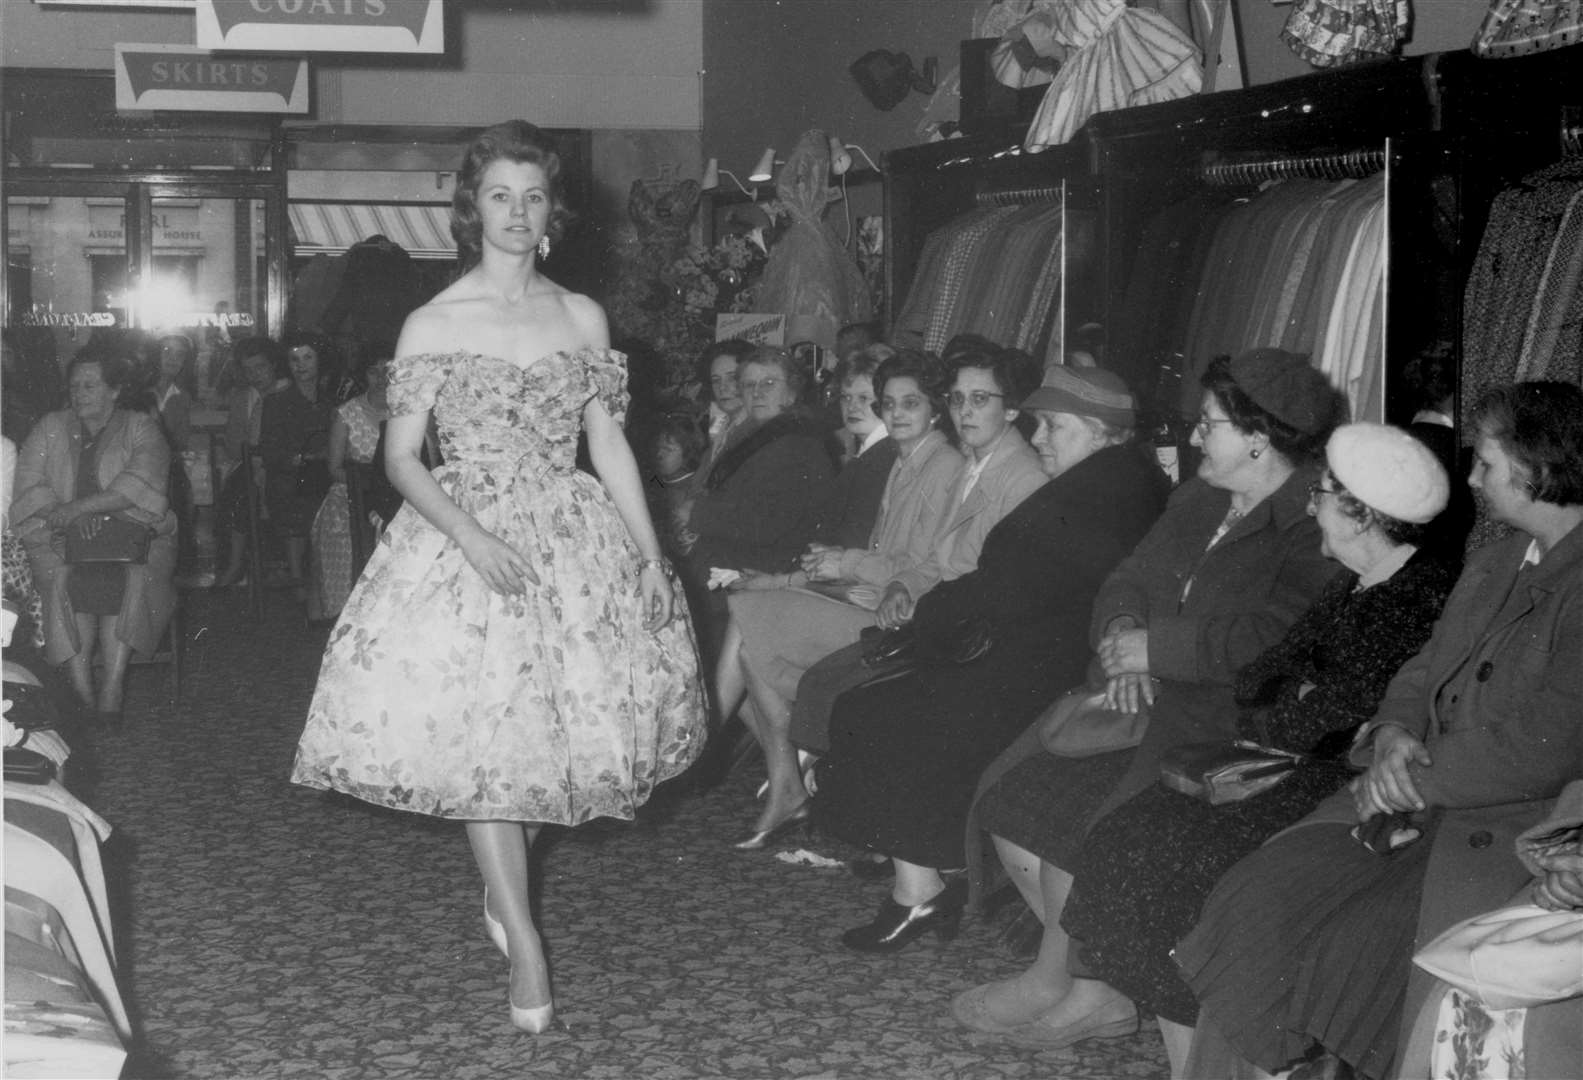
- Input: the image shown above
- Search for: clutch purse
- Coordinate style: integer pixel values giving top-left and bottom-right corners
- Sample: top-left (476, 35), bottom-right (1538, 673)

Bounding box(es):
top-left (4, 746), bottom-right (57, 785)
top-left (1415, 903), bottom-right (1583, 1010)
top-left (1158, 740), bottom-right (1302, 805)
top-left (1038, 687), bottom-right (1150, 757)
top-left (63, 515), bottom-right (154, 565)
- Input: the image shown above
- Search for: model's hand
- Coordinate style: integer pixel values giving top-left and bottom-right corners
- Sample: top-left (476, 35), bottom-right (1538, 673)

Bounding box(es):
top-left (75, 513), bottom-right (107, 541)
top-left (640, 563), bottom-right (673, 631)
top-left (460, 530), bottom-right (536, 597)
top-left (1353, 723), bottom-right (1431, 820)
top-left (1097, 628), bottom-right (1150, 678)
top-left (875, 582), bottom-right (915, 630)
top-left (1104, 672), bottom-right (1155, 715)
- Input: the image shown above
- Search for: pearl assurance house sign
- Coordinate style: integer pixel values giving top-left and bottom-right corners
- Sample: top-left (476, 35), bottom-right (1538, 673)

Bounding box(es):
top-left (115, 44), bottom-right (310, 113)
top-left (194, 0), bottom-right (444, 54)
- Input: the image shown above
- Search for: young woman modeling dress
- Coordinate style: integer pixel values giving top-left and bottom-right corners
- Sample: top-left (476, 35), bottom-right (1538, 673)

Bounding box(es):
top-left (291, 121), bottom-right (707, 1034)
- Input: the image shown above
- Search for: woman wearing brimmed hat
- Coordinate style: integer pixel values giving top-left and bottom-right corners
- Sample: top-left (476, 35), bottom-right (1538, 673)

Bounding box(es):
top-left (1177, 381), bottom-right (1583, 1080)
top-left (963, 348), bottom-right (1347, 1055)
top-left (956, 423), bottom-right (1458, 1063)
top-left (812, 364), bottom-right (1170, 953)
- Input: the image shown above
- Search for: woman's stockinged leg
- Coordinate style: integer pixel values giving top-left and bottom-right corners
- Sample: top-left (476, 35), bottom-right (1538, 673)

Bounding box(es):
top-left (95, 615), bottom-right (133, 713)
top-left (467, 820), bottom-right (551, 1026)
top-left (743, 660), bottom-right (807, 832)
top-left (993, 835), bottom-right (1045, 918)
top-left (712, 618), bottom-right (748, 724)
top-left (66, 612), bottom-right (98, 708)
top-left (891, 858), bottom-right (946, 906)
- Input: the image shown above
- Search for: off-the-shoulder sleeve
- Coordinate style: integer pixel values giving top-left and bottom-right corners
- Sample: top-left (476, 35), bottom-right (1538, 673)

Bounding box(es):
top-left (386, 352), bottom-right (454, 417)
top-left (584, 348), bottom-right (630, 426)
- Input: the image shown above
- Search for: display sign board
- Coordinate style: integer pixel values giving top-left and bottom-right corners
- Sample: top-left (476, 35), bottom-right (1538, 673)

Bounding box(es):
top-left (115, 44), bottom-right (309, 113)
top-left (716, 313), bottom-right (786, 346)
top-left (194, 0), bottom-right (444, 54)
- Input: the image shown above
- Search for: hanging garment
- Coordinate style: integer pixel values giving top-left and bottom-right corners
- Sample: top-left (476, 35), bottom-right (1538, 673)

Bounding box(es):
top-left (1472, 0), bottom-right (1583, 57)
top-left (1282, 0), bottom-right (1410, 68)
top-left (1013, 0), bottom-right (1203, 151)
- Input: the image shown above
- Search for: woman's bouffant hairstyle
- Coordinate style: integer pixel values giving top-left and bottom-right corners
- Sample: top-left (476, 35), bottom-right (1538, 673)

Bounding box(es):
top-left (1325, 471), bottom-right (1429, 547)
top-left (68, 349), bottom-right (154, 413)
top-left (1201, 354), bottom-right (1338, 467)
top-left (743, 344), bottom-right (811, 403)
top-left (1472, 381), bottom-right (1583, 506)
top-left (941, 334), bottom-right (1043, 409)
top-left (873, 348), bottom-right (950, 423)
top-left (832, 343), bottom-right (894, 392)
top-left (649, 413), bottom-right (706, 475)
top-left (698, 339), bottom-right (756, 399)
top-left (451, 121), bottom-right (572, 270)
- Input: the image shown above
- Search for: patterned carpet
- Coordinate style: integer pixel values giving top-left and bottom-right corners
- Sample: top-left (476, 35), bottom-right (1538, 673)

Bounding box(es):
top-left (77, 591), bottom-right (1168, 1079)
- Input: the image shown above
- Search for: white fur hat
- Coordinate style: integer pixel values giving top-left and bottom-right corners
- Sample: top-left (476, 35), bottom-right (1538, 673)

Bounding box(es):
top-left (1326, 423), bottom-right (1449, 524)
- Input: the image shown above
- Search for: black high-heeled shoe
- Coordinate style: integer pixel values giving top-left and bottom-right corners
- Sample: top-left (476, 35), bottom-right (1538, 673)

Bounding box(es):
top-left (841, 877), bottom-right (967, 953)
top-left (731, 801), bottom-right (812, 851)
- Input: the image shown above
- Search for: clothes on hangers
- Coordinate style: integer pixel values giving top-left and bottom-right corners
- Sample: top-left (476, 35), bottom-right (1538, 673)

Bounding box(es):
top-left (892, 200), bottom-right (1071, 362)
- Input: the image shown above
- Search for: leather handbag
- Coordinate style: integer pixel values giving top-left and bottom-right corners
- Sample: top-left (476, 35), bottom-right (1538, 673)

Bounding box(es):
top-left (1158, 740), bottom-right (1302, 805)
top-left (63, 515), bottom-right (154, 565)
top-left (1037, 687), bottom-right (1150, 757)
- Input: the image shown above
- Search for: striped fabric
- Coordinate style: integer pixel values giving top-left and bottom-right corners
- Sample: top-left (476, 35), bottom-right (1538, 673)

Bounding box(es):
top-left (1022, 0), bottom-right (1203, 151)
top-left (288, 203), bottom-right (454, 260)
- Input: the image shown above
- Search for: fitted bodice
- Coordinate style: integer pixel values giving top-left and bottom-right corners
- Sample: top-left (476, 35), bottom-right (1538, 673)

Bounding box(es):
top-left (386, 347), bottom-right (629, 475)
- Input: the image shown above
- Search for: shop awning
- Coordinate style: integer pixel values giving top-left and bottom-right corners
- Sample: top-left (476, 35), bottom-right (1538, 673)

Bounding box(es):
top-left (288, 202), bottom-right (455, 260)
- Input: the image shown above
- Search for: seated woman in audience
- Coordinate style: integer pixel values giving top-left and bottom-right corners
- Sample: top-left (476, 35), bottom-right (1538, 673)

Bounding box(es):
top-left (815, 366), bottom-right (1171, 952)
top-left (151, 333), bottom-right (197, 453)
top-left (964, 349), bottom-right (1346, 1045)
top-left (786, 337), bottom-right (1048, 758)
top-left (687, 344), bottom-right (837, 576)
top-left (1175, 380), bottom-right (1583, 1080)
top-left (10, 351), bottom-right (177, 720)
top-left (308, 353), bottom-right (392, 622)
top-left (718, 349), bottom-right (962, 848)
top-left (688, 339), bottom-right (755, 505)
top-left (807, 345), bottom-right (898, 541)
top-left (261, 333), bottom-right (336, 597)
top-left (955, 424), bottom-right (1455, 1069)
top-left (214, 336), bottom-right (286, 588)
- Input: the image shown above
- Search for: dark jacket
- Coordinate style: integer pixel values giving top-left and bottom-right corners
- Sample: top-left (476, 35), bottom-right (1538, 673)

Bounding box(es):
top-left (1090, 468), bottom-right (1344, 812)
top-left (1299, 522), bottom-right (1583, 1059)
top-left (812, 435), bottom-right (899, 550)
top-left (688, 412), bottom-right (837, 572)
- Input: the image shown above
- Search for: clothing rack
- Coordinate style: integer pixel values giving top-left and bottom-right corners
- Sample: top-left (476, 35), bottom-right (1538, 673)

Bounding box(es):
top-left (975, 184), bottom-right (1063, 207)
top-left (1198, 148), bottom-right (1386, 187)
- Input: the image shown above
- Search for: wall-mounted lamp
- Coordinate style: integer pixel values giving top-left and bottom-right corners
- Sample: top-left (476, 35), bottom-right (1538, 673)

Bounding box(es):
top-left (828, 137), bottom-right (881, 176)
top-left (747, 147), bottom-right (779, 183)
top-left (701, 157), bottom-right (760, 199)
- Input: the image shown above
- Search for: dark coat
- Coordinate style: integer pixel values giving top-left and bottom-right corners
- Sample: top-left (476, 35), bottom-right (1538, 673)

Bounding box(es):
top-left (812, 435), bottom-right (899, 550)
top-left (687, 412), bottom-right (837, 572)
top-left (1090, 468), bottom-right (1344, 814)
top-left (1299, 521), bottom-right (1583, 1057)
top-left (813, 443), bottom-right (1170, 867)
top-left (1059, 549), bottom-right (1458, 1024)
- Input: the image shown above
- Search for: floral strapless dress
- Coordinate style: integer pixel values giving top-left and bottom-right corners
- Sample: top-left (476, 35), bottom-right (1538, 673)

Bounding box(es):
top-left (290, 348), bottom-right (706, 824)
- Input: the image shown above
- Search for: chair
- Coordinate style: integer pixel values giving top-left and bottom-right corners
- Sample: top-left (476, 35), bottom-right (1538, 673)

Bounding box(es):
top-left (128, 590), bottom-right (184, 714)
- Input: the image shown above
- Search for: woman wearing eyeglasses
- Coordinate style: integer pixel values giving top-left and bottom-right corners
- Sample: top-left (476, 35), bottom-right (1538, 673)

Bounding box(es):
top-left (955, 425), bottom-right (1455, 1072)
top-left (686, 344), bottom-right (837, 578)
top-left (956, 349), bottom-right (1345, 1050)
top-left (810, 365), bottom-right (1171, 953)
top-left (784, 336), bottom-right (1048, 761)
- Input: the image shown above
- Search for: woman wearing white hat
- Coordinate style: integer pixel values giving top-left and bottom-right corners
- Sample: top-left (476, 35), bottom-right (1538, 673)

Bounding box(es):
top-left (957, 423), bottom-right (1459, 1069)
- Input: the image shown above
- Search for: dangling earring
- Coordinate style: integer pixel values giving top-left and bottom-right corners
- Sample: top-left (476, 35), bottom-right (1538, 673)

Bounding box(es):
top-left (537, 235), bottom-right (551, 260)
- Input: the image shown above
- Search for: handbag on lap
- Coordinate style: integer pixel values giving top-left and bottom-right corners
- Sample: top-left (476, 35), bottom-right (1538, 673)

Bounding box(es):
top-left (1158, 740), bottom-right (1303, 804)
top-left (1036, 686), bottom-right (1150, 757)
top-left (62, 515), bottom-right (154, 565)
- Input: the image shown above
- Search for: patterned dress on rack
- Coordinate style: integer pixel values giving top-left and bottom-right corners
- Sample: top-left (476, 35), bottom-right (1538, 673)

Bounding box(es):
top-left (291, 348), bottom-right (707, 824)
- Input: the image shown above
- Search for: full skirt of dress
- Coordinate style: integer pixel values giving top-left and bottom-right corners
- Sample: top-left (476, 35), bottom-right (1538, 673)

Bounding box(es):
top-left (290, 457), bottom-right (707, 825)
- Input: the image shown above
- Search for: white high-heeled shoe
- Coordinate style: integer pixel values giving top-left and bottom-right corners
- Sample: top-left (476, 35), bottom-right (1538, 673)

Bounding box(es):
top-left (509, 994), bottom-right (555, 1034)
